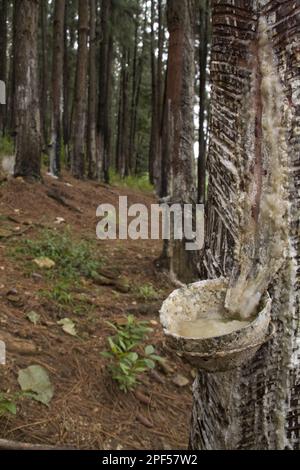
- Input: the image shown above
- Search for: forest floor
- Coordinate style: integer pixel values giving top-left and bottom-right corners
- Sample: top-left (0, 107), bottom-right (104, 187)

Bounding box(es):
top-left (0, 170), bottom-right (193, 450)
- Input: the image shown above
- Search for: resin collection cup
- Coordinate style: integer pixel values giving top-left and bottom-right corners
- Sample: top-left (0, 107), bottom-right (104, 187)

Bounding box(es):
top-left (160, 278), bottom-right (272, 372)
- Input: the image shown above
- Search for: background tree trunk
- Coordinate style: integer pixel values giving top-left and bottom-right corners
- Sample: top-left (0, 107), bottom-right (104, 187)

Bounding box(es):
top-left (39, 0), bottom-right (49, 150)
top-left (0, 0), bottom-right (8, 136)
top-left (197, 0), bottom-right (209, 204)
top-left (87, 0), bottom-right (99, 179)
top-left (190, 0), bottom-right (300, 450)
top-left (50, 0), bottom-right (65, 176)
top-left (97, 0), bottom-right (113, 183)
top-left (13, 0), bottom-right (41, 180)
top-left (71, 0), bottom-right (89, 179)
top-left (160, 0), bottom-right (198, 283)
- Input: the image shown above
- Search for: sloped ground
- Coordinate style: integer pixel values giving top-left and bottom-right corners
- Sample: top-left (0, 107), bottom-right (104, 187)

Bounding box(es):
top-left (0, 172), bottom-right (193, 450)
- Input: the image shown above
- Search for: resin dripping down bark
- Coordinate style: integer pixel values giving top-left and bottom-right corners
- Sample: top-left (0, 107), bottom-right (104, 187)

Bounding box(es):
top-left (225, 17), bottom-right (290, 320)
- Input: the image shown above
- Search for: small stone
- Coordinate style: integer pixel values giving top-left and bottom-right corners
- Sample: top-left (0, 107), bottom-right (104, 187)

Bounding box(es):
top-left (172, 374), bottom-right (189, 387)
top-left (32, 272), bottom-right (43, 280)
top-left (6, 288), bottom-right (18, 296)
top-left (54, 217), bottom-right (65, 225)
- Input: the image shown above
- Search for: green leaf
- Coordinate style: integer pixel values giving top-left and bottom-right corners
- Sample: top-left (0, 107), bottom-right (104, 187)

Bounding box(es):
top-left (119, 363), bottom-right (129, 375)
top-left (0, 400), bottom-right (17, 416)
top-left (18, 365), bottom-right (54, 406)
top-left (127, 352), bottom-right (138, 362)
top-left (100, 351), bottom-right (113, 359)
top-left (145, 345), bottom-right (155, 356)
top-left (143, 358), bottom-right (155, 369)
top-left (150, 354), bottom-right (164, 363)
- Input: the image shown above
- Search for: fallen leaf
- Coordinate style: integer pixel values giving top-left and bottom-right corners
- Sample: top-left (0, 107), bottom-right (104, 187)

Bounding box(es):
top-left (33, 257), bottom-right (56, 269)
top-left (18, 365), bottom-right (54, 405)
top-left (27, 311), bottom-right (40, 325)
top-left (57, 318), bottom-right (77, 336)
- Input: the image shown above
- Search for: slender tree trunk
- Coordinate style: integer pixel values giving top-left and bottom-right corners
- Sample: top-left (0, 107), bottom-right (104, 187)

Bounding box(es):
top-left (190, 0), bottom-right (300, 450)
top-left (63, 0), bottom-right (70, 166)
top-left (159, 0), bottom-right (197, 282)
top-left (131, 7), bottom-right (148, 175)
top-left (197, 0), bottom-right (209, 204)
top-left (71, 0), bottom-right (89, 179)
top-left (154, 0), bottom-right (164, 189)
top-left (104, 32), bottom-right (114, 181)
top-left (128, 17), bottom-right (138, 175)
top-left (87, 0), bottom-right (99, 179)
top-left (116, 48), bottom-right (129, 178)
top-left (13, 0), bottom-right (41, 181)
top-left (39, 0), bottom-right (49, 150)
top-left (149, 0), bottom-right (157, 185)
top-left (98, 0), bottom-right (113, 183)
top-left (0, 0), bottom-right (8, 136)
top-left (50, 0), bottom-right (65, 176)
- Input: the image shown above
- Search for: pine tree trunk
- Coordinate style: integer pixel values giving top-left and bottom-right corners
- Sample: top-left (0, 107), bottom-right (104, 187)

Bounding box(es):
top-left (7, 1), bottom-right (16, 138)
top-left (160, 0), bottom-right (198, 283)
top-left (154, 0), bottom-right (164, 189)
top-left (98, 0), bottom-right (113, 183)
top-left (50, 0), bottom-right (65, 176)
top-left (128, 18), bottom-right (138, 175)
top-left (39, 0), bottom-right (49, 150)
top-left (63, 0), bottom-right (70, 166)
top-left (149, 0), bottom-right (157, 185)
top-left (0, 0), bottom-right (8, 136)
top-left (116, 48), bottom-right (130, 178)
top-left (71, 0), bottom-right (89, 179)
top-left (190, 0), bottom-right (300, 450)
top-left (13, 0), bottom-right (41, 181)
top-left (197, 0), bottom-right (209, 204)
top-left (87, 0), bottom-right (100, 179)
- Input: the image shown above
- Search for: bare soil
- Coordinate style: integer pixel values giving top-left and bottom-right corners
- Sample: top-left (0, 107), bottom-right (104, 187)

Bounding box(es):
top-left (0, 172), bottom-right (193, 450)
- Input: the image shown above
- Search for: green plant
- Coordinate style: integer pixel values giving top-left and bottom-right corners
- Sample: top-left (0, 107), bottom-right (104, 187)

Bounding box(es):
top-left (0, 392), bottom-right (18, 417)
top-left (101, 315), bottom-right (162, 392)
top-left (109, 169), bottom-right (154, 193)
top-left (11, 228), bottom-right (103, 283)
top-left (136, 283), bottom-right (160, 300)
top-left (0, 135), bottom-right (14, 157)
top-left (39, 282), bottom-right (73, 306)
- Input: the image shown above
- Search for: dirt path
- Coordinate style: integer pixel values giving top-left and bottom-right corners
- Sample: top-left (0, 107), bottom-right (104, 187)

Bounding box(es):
top-left (0, 173), bottom-right (193, 450)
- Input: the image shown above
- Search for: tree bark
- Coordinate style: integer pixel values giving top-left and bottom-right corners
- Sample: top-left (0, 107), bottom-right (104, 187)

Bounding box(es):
top-left (116, 48), bottom-right (130, 178)
top-left (149, 0), bottom-right (157, 185)
top-left (149, 0), bottom-right (164, 191)
top-left (197, 0), bottom-right (209, 204)
top-left (128, 16), bottom-right (139, 175)
top-left (71, 0), bottom-right (89, 179)
top-left (190, 0), bottom-right (300, 450)
top-left (98, 0), bottom-right (113, 183)
top-left (13, 0), bottom-right (41, 181)
top-left (0, 0), bottom-right (8, 135)
top-left (39, 0), bottom-right (49, 150)
top-left (160, 0), bottom-right (198, 283)
top-left (50, 0), bottom-right (65, 176)
top-left (87, 0), bottom-right (100, 179)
